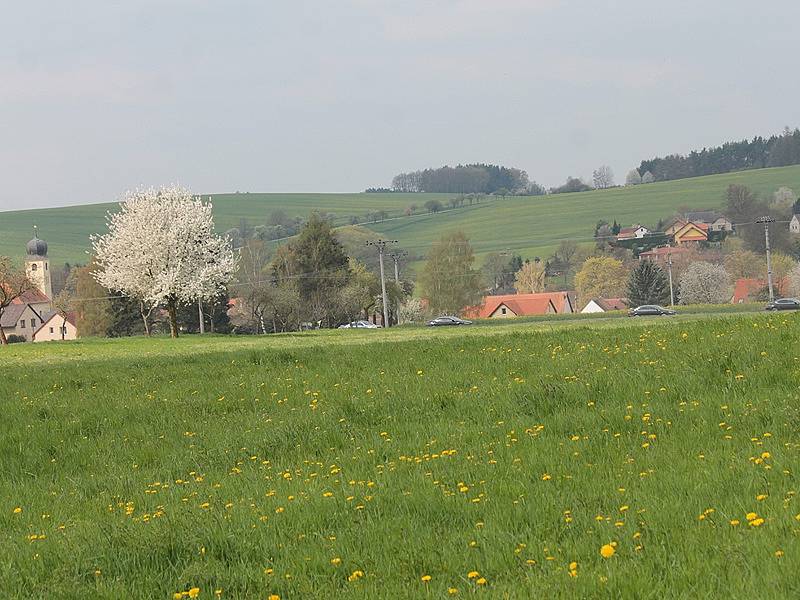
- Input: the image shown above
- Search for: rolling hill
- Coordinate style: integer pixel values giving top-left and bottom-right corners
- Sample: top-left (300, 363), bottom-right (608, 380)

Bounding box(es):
top-left (2, 165), bottom-right (800, 268)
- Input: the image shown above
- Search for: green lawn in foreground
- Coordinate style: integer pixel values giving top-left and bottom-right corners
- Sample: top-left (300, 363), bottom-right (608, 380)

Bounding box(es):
top-left (2, 165), bottom-right (800, 266)
top-left (2, 311), bottom-right (800, 598)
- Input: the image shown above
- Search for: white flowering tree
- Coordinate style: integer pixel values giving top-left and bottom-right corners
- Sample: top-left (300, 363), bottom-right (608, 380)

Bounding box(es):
top-left (678, 262), bottom-right (731, 305)
top-left (92, 186), bottom-right (238, 338)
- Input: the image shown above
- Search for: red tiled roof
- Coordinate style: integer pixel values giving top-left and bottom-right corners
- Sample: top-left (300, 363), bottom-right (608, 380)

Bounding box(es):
top-left (12, 288), bottom-right (51, 305)
top-left (498, 297), bottom-right (555, 316)
top-left (732, 278), bottom-right (764, 303)
top-left (465, 292), bottom-right (574, 318)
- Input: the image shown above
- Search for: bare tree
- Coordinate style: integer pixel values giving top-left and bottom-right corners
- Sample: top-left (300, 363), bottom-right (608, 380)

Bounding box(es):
top-left (592, 166), bottom-right (615, 189)
top-left (52, 290), bottom-right (74, 341)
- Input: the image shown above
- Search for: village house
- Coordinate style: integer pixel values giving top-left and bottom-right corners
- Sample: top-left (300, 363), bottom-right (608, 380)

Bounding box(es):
top-left (617, 225), bottom-right (650, 241)
top-left (683, 211), bottom-right (733, 232)
top-left (790, 214), bottom-right (800, 234)
top-left (33, 311), bottom-right (78, 342)
top-left (465, 291), bottom-right (576, 319)
top-left (638, 245), bottom-right (690, 264)
top-left (671, 221), bottom-right (709, 245)
top-left (663, 218), bottom-right (688, 237)
top-left (581, 298), bottom-right (629, 313)
top-left (0, 229), bottom-right (62, 342)
top-left (0, 302), bottom-right (43, 342)
top-left (731, 277), bottom-right (787, 303)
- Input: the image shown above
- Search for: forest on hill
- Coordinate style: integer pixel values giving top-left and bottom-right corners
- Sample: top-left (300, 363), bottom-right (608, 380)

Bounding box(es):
top-left (637, 127), bottom-right (800, 183)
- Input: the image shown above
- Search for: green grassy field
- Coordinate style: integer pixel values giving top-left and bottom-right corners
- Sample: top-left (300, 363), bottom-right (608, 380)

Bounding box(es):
top-left (2, 312), bottom-right (800, 598)
top-left (3, 165), bottom-right (800, 266)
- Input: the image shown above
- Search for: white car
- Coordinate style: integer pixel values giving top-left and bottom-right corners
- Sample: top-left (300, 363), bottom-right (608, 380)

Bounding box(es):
top-left (338, 320), bottom-right (380, 329)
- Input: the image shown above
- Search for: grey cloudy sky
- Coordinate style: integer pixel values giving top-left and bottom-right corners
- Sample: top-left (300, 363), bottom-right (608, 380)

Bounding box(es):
top-left (1, 0), bottom-right (798, 210)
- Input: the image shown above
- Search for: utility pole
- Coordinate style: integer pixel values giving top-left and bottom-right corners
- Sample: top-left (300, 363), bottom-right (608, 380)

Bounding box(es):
top-left (198, 297), bottom-right (205, 334)
top-left (366, 239), bottom-right (397, 327)
top-left (667, 252), bottom-right (675, 307)
top-left (389, 251), bottom-right (408, 283)
top-left (757, 216), bottom-right (776, 302)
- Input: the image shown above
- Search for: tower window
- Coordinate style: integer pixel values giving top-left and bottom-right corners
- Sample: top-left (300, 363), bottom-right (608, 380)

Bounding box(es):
top-left (31, 263), bottom-right (37, 271)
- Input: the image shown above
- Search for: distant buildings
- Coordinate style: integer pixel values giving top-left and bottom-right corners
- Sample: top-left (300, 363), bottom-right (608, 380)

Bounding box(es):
top-left (581, 298), bottom-right (629, 313)
top-left (0, 229), bottom-right (76, 343)
top-left (672, 221), bottom-right (709, 245)
top-left (465, 292), bottom-right (576, 319)
top-left (638, 246), bottom-right (690, 264)
top-left (617, 225), bottom-right (650, 241)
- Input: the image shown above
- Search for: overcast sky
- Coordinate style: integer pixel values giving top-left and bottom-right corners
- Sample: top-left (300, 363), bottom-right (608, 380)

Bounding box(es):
top-left (1, 0), bottom-right (798, 211)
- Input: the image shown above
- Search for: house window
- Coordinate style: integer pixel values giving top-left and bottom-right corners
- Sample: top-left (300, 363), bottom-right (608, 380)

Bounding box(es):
top-left (31, 319), bottom-right (36, 328)
top-left (501, 307), bottom-right (507, 315)
top-left (20, 320), bottom-right (25, 328)
top-left (31, 263), bottom-right (37, 271)
top-left (49, 327), bottom-right (54, 334)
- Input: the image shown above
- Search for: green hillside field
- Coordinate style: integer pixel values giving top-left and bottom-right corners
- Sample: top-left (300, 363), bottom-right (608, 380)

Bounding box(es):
top-left (2, 165), bottom-right (800, 267)
top-left (2, 311), bottom-right (800, 598)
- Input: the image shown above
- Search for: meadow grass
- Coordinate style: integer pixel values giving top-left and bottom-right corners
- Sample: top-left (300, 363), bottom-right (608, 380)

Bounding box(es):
top-left (2, 311), bottom-right (800, 598)
top-left (3, 165), bottom-right (800, 265)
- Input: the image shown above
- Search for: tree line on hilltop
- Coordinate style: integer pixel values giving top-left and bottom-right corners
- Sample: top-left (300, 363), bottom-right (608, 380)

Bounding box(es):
top-left (390, 164), bottom-right (545, 195)
top-left (635, 127), bottom-right (800, 184)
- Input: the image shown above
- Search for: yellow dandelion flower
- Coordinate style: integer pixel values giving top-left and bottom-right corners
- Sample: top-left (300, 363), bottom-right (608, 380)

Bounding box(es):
top-left (330, 557), bottom-right (341, 566)
top-left (476, 577), bottom-right (487, 585)
top-left (187, 589), bottom-right (200, 599)
top-left (173, 594), bottom-right (183, 600)
top-left (749, 518), bottom-right (765, 527)
top-left (448, 587), bottom-right (459, 595)
top-left (269, 595), bottom-right (280, 600)
top-left (467, 571), bottom-right (479, 579)
top-left (600, 544), bottom-right (615, 558)
top-left (746, 512), bottom-right (758, 521)
top-left (13, 507), bottom-right (22, 514)
top-left (541, 473), bottom-right (551, 481)
top-left (730, 519), bottom-right (740, 526)
top-left (421, 575), bottom-right (432, 583)
top-left (756, 494), bottom-right (768, 501)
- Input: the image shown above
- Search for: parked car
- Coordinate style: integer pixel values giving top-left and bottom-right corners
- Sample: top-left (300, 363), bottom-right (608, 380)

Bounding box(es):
top-left (427, 316), bottom-right (473, 327)
top-left (338, 320), bottom-right (380, 329)
top-left (765, 298), bottom-right (800, 311)
top-left (628, 305), bottom-right (676, 317)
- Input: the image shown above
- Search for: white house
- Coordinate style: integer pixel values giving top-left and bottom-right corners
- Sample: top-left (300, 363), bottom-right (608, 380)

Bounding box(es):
top-left (0, 303), bottom-right (43, 342)
top-left (33, 311), bottom-right (78, 342)
top-left (790, 214), bottom-right (800, 234)
top-left (617, 225), bottom-right (650, 240)
top-left (581, 298), bottom-right (629, 313)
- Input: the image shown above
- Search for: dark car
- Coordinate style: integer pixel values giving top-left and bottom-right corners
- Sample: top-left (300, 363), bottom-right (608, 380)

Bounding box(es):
top-left (427, 316), bottom-right (473, 327)
top-left (628, 305), bottom-right (676, 317)
top-left (765, 298), bottom-right (800, 311)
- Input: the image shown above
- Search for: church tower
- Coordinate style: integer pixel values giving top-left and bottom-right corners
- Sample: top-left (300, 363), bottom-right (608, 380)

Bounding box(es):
top-left (25, 226), bottom-right (53, 300)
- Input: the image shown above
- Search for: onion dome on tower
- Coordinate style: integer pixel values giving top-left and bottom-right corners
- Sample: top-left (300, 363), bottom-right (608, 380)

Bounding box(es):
top-left (26, 226), bottom-right (48, 258)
